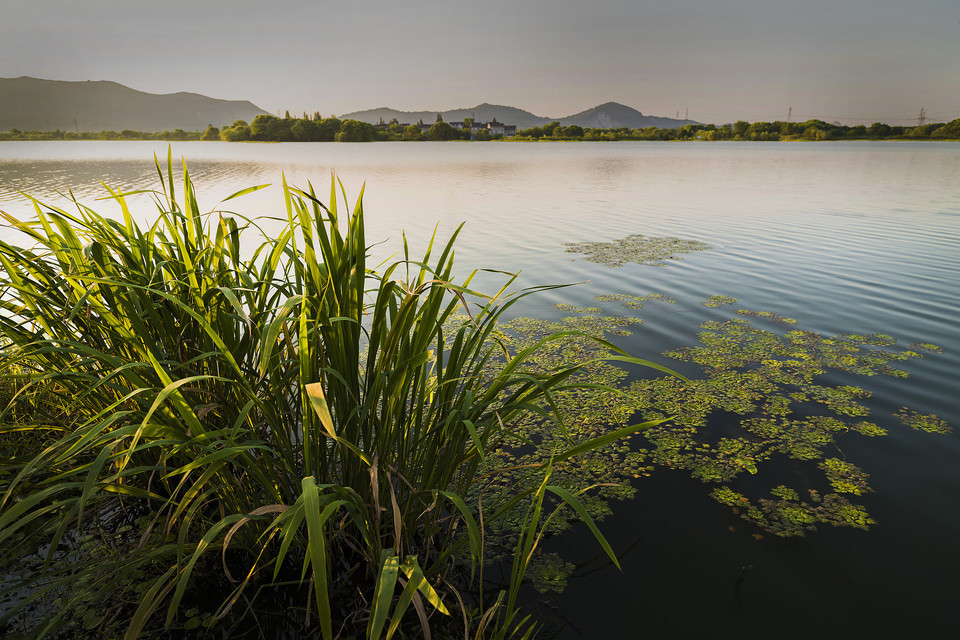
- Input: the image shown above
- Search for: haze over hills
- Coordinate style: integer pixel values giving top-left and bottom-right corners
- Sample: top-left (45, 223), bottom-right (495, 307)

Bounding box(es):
top-left (0, 77), bottom-right (269, 133)
top-left (340, 101), bottom-right (699, 129)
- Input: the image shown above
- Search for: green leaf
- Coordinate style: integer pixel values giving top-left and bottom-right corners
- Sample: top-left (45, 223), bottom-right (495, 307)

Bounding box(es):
top-left (368, 550), bottom-right (400, 640)
top-left (546, 484), bottom-right (620, 569)
top-left (220, 183), bottom-right (271, 202)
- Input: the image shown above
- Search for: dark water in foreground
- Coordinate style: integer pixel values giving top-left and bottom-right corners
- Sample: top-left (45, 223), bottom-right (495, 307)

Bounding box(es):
top-left (1, 140), bottom-right (958, 637)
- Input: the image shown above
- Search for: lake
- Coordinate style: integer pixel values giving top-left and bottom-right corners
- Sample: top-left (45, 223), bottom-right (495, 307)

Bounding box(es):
top-left (1, 140), bottom-right (958, 637)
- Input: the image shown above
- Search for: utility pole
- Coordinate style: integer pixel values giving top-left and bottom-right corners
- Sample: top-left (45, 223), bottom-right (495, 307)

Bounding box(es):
top-left (788, 107), bottom-right (792, 123)
top-left (917, 107), bottom-right (927, 126)
top-left (685, 108), bottom-right (688, 121)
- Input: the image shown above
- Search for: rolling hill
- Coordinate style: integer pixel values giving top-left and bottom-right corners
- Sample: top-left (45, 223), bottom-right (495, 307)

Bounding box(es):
top-left (0, 77), bottom-right (269, 133)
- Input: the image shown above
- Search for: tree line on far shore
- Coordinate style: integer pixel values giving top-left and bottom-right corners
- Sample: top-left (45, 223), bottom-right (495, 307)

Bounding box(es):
top-left (513, 118), bottom-right (960, 141)
top-left (2, 112), bottom-right (958, 142)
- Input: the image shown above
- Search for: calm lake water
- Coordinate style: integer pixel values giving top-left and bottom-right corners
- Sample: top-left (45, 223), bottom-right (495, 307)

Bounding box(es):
top-left (1, 140), bottom-right (958, 637)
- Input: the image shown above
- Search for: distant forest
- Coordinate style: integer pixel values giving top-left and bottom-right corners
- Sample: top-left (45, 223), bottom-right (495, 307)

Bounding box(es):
top-left (2, 112), bottom-right (958, 142)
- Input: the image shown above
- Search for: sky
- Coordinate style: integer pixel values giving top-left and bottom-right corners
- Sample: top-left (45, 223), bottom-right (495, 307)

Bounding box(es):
top-left (2, 0), bottom-right (958, 125)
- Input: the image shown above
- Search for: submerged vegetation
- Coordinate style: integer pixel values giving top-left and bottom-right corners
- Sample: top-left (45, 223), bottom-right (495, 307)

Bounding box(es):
top-left (0, 156), bottom-right (668, 639)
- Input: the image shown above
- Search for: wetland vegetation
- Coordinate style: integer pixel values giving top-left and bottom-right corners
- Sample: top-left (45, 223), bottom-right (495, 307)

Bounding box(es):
top-left (0, 155), bottom-right (668, 639)
top-left (0, 155), bottom-right (953, 639)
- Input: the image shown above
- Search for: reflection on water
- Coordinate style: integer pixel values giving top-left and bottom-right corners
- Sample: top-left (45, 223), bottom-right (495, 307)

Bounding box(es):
top-left (0, 159), bottom-right (158, 203)
top-left (1, 140), bottom-right (959, 637)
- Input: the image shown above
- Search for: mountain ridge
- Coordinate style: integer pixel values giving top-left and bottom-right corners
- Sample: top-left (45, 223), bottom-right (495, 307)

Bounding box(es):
top-left (0, 76), bottom-right (269, 132)
top-left (339, 101), bottom-right (699, 130)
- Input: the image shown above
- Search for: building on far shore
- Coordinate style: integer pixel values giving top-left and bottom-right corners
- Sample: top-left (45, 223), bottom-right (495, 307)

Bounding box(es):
top-left (413, 117), bottom-right (517, 138)
top-left (462, 118), bottom-right (516, 137)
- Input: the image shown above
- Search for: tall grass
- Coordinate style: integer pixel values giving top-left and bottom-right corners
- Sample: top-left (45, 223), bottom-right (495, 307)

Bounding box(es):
top-left (0, 153), bottom-right (668, 638)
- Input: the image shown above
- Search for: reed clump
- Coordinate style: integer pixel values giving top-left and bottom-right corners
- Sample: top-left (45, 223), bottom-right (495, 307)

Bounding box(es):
top-left (0, 154), bottom-right (663, 639)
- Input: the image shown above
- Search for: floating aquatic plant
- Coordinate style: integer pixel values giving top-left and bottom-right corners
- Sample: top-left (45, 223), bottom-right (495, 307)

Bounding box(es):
top-left (908, 342), bottom-right (945, 354)
top-left (527, 553), bottom-right (576, 594)
top-left (553, 303), bottom-right (603, 314)
top-left (736, 309), bottom-right (798, 325)
top-left (702, 295), bottom-right (739, 307)
top-left (712, 486), bottom-right (876, 537)
top-left (819, 458), bottom-right (873, 495)
top-left (593, 293), bottom-right (675, 309)
top-left (895, 408), bottom-right (953, 434)
top-left (563, 234), bottom-right (711, 268)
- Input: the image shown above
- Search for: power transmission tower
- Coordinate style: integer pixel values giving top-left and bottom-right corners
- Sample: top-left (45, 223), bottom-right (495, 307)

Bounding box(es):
top-left (917, 107), bottom-right (927, 126)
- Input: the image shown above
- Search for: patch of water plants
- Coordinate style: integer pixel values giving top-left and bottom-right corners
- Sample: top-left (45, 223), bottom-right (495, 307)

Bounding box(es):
top-left (895, 408), bottom-right (952, 434)
top-left (467, 295), bottom-right (950, 552)
top-left (0, 155), bottom-right (670, 639)
top-left (563, 234), bottom-right (711, 267)
top-left (701, 295), bottom-right (738, 308)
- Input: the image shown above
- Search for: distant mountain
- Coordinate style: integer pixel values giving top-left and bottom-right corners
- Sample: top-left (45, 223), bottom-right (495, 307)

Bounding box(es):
top-left (0, 77), bottom-right (269, 132)
top-left (339, 103), bottom-right (551, 130)
top-left (0, 79), bottom-right (700, 133)
top-left (339, 101), bottom-right (698, 130)
top-left (559, 102), bottom-right (696, 129)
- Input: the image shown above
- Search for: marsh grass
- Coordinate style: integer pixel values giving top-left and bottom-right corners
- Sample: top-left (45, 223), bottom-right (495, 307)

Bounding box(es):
top-left (0, 152), bottom-right (665, 639)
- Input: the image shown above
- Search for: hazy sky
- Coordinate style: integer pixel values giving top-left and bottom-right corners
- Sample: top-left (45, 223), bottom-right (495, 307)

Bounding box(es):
top-left (2, 0), bottom-right (957, 124)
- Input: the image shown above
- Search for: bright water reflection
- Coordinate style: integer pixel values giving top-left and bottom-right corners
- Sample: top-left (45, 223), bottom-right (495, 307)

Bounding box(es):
top-left (1, 140), bottom-right (958, 637)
